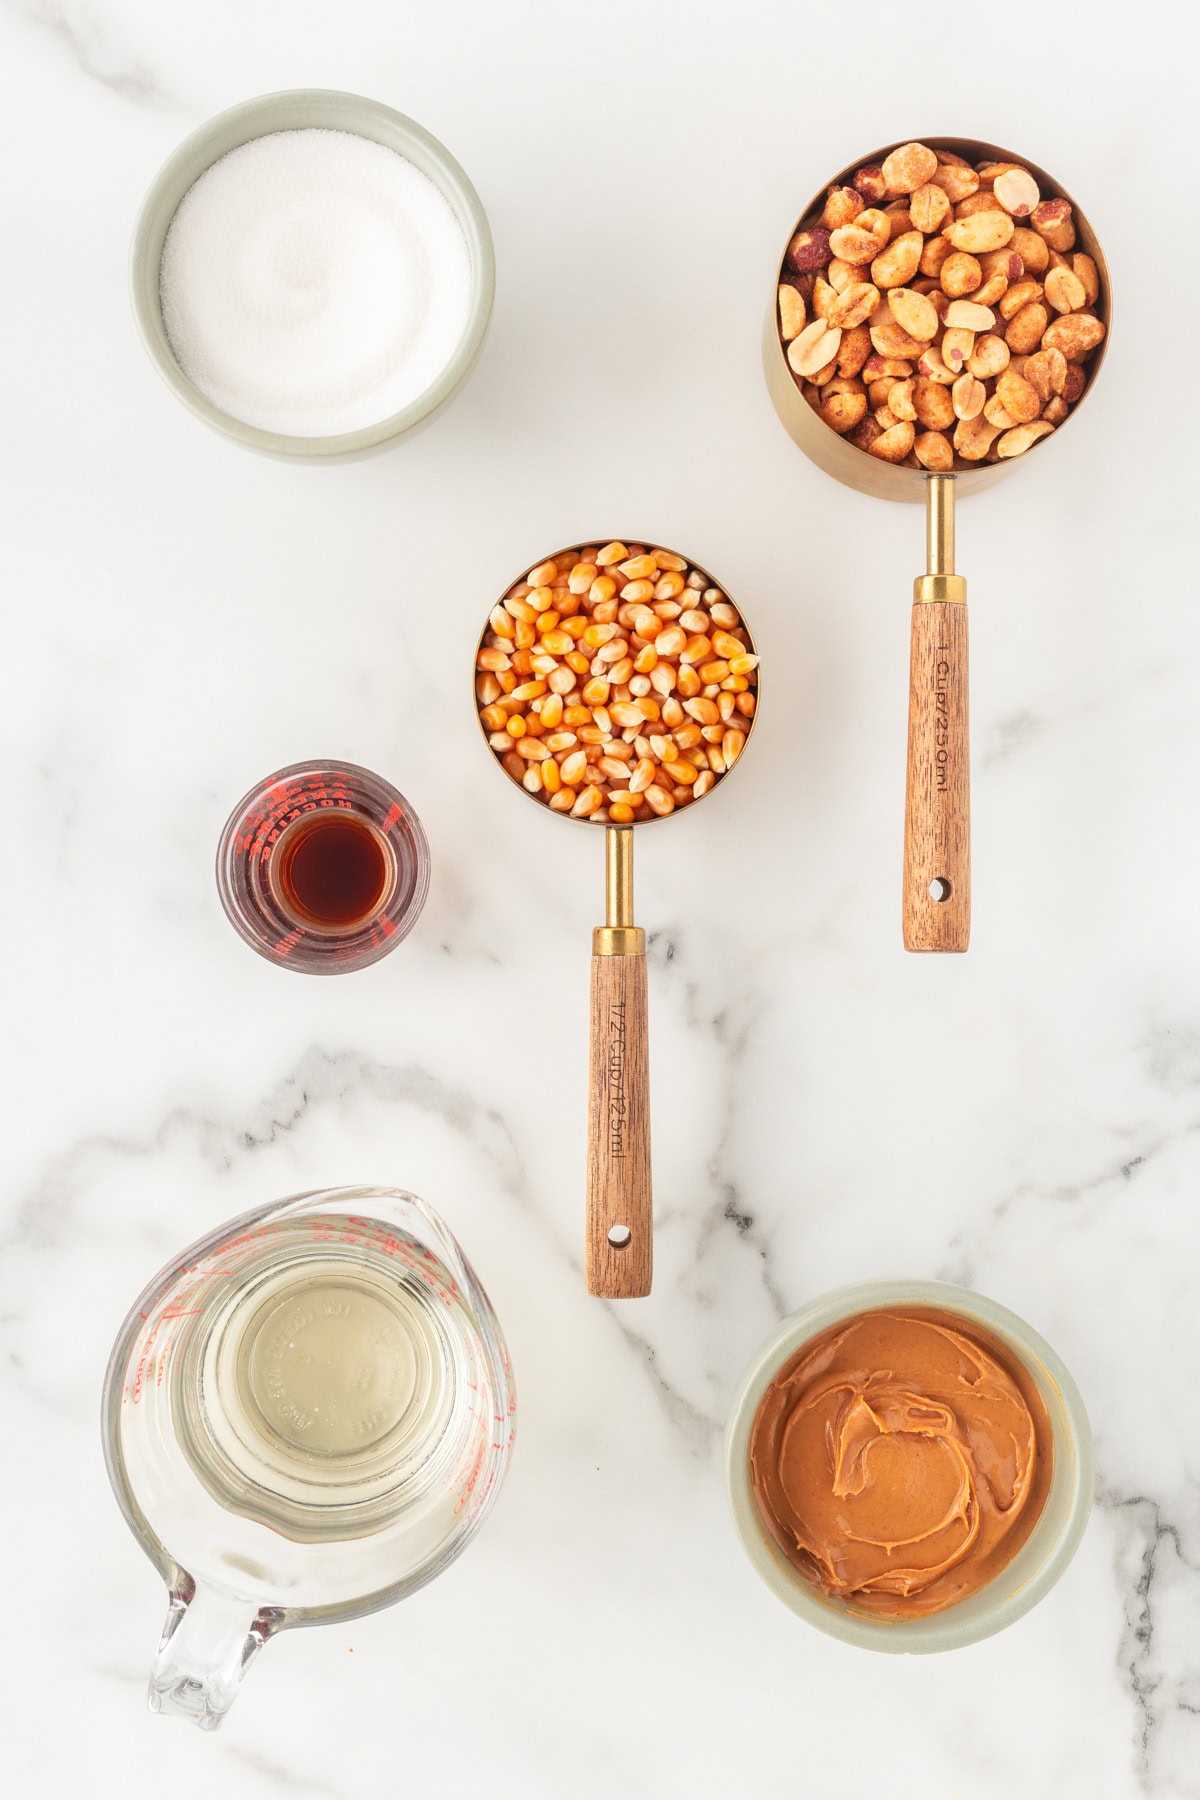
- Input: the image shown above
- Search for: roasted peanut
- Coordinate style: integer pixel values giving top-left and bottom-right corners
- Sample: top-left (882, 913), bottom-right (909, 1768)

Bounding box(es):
top-left (823, 186), bottom-right (864, 230)
top-left (944, 299), bottom-right (996, 332)
top-left (912, 377), bottom-right (955, 430)
top-left (837, 325), bottom-right (872, 377)
top-left (998, 279), bottom-right (1044, 321)
top-left (993, 168), bottom-right (1040, 217)
top-left (956, 191), bottom-right (1006, 219)
top-left (829, 223), bottom-right (884, 266)
top-left (1031, 198), bottom-right (1075, 252)
top-left (970, 270), bottom-right (1011, 310)
top-left (1062, 363), bottom-right (1088, 403)
top-left (940, 251), bottom-right (983, 298)
top-left (997, 420), bottom-right (1055, 456)
top-left (954, 413), bottom-right (1002, 460)
top-left (968, 332), bottom-right (1012, 380)
top-left (939, 329), bottom-right (975, 376)
top-left (778, 142), bottom-right (1104, 467)
top-left (952, 374), bottom-right (987, 421)
top-left (1044, 266), bottom-right (1088, 313)
top-left (871, 230), bottom-right (924, 289)
top-left (931, 163), bottom-right (979, 205)
top-left (887, 287), bottom-right (939, 341)
top-left (995, 369), bottom-right (1042, 424)
top-left (883, 142), bottom-right (939, 194)
top-left (914, 429), bottom-right (955, 470)
top-left (853, 164), bottom-right (888, 203)
top-left (848, 414), bottom-right (884, 452)
top-left (827, 282), bottom-right (881, 330)
top-left (868, 419), bottom-right (916, 462)
top-left (812, 277), bottom-right (836, 321)
top-left (1072, 253), bottom-right (1100, 306)
top-left (821, 388), bottom-right (868, 433)
top-left (773, 282), bottom-right (802, 338)
top-left (788, 319), bottom-right (844, 378)
top-left (863, 353), bottom-right (915, 381)
top-left (909, 182), bottom-right (951, 234)
top-left (787, 227), bottom-right (832, 271)
top-left (916, 345), bottom-right (955, 385)
top-left (1023, 346), bottom-right (1068, 402)
top-left (1042, 312), bottom-right (1106, 360)
top-left (1005, 301), bottom-right (1050, 355)
top-left (945, 211), bottom-right (1014, 254)
top-left (870, 319), bottom-right (926, 359)
top-left (1010, 226), bottom-right (1050, 274)
top-left (886, 378), bottom-right (918, 422)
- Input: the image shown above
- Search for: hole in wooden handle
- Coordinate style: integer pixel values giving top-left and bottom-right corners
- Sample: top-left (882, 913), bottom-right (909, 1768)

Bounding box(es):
top-left (929, 877), bottom-right (952, 902)
top-left (607, 1224), bottom-right (632, 1248)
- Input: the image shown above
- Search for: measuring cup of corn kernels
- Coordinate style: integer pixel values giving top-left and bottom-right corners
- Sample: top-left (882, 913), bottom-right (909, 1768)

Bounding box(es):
top-left (473, 540), bottom-right (761, 1298)
top-left (102, 1186), bottom-right (515, 1729)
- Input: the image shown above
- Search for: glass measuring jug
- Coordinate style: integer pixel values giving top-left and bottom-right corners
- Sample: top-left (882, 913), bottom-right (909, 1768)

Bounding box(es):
top-left (102, 1185), bottom-right (515, 1729)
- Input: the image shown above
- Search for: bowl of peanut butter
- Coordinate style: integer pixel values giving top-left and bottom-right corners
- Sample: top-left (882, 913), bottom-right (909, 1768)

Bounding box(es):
top-left (724, 1280), bottom-right (1092, 1650)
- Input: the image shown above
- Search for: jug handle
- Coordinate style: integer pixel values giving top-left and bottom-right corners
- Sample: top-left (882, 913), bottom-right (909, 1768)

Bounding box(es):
top-left (149, 1580), bottom-right (280, 1729)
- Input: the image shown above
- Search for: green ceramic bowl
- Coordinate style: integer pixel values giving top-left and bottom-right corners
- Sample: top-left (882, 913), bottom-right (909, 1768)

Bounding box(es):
top-left (130, 90), bottom-right (495, 460)
top-left (724, 1279), bottom-right (1093, 1652)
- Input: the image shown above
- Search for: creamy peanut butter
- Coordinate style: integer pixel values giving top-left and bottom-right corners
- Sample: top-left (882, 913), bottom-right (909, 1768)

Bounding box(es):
top-left (748, 1307), bottom-right (1053, 1618)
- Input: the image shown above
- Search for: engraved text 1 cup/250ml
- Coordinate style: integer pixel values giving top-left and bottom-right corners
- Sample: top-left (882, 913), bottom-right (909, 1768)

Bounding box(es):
top-left (102, 1186), bottom-right (516, 1728)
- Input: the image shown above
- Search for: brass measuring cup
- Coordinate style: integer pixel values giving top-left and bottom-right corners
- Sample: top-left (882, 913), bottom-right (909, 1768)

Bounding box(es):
top-left (765, 137), bottom-right (1111, 951)
top-left (473, 540), bottom-right (760, 1298)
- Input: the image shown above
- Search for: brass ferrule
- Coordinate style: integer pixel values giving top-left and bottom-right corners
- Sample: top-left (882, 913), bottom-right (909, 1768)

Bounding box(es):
top-left (914, 573), bottom-right (967, 604)
top-left (593, 925), bottom-right (645, 955)
top-left (595, 827), bottom-right (644, 957)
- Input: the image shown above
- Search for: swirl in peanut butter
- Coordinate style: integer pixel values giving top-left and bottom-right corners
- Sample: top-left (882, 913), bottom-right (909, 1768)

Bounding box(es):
top-left (748, 1308), bottom-right (1053, 1618)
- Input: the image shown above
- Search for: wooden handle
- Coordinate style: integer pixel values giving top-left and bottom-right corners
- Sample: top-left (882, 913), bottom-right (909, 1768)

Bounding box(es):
top-left (587, 953), bottom-right (652, 1297)
top-left (903, 600), bottom-right (970, 952)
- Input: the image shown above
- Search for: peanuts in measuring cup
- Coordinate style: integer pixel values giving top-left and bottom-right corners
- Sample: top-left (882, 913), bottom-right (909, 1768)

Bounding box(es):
top-left (476, 548), bottom-right (759, 824)
top-left (777, 141), bottom-right (1105, 470)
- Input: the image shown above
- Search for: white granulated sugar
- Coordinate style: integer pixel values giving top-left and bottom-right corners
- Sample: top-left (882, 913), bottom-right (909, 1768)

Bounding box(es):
top-left (160, 129), bottom-right (473, 437)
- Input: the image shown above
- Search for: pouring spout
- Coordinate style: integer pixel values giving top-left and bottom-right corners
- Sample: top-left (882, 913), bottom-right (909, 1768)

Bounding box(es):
top-left (149, 1581), bottom-right (279, 1730)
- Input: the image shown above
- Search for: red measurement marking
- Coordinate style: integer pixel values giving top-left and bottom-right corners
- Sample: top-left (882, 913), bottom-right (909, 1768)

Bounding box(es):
top-left (162, 1307), bottom-right (203, 1319)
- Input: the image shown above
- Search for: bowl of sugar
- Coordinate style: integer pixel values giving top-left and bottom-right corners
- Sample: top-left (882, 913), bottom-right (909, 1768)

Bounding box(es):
top-left (131, 90), bottom-right (494, 459)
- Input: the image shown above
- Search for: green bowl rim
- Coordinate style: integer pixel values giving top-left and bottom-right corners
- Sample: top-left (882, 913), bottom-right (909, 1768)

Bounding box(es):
top-left (129, 88), bottom-right (495, 458)
top-left (723, 1278), bottom-right (1095, 1653)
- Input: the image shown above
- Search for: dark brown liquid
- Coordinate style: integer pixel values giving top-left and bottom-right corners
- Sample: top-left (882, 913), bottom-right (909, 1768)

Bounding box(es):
top-left (273, 813), bottom-right (391, 931)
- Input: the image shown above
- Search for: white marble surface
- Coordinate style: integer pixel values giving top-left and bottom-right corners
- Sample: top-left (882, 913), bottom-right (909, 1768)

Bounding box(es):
top-left (2, 2), bottom-right (1197, 1794)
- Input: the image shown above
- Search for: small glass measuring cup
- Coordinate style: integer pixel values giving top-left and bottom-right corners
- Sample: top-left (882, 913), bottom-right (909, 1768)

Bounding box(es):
top-left (216, 760), bottom-right (430, 973)
top-left (102, 1186), bottom-right (515, 1728)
